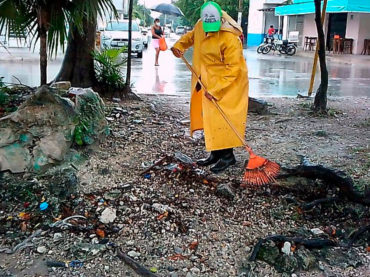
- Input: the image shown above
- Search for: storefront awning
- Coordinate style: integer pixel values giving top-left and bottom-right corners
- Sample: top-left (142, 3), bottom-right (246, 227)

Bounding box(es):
top-left (275, 0), bottom-right (370, 16)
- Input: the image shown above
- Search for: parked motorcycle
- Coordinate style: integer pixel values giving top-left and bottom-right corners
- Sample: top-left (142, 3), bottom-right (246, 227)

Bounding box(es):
top-left (257, 38), bottom-right (297, 56)
top-left (257, 37), bottom-right (270, 54)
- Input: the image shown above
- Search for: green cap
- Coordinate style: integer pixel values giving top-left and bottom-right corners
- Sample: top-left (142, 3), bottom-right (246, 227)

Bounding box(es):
top-left (201, 1), bottom-right (222, 33)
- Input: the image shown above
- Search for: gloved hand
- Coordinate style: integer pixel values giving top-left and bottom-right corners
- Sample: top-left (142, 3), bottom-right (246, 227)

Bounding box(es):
top-left (204, 91), bottom-right (216, 101)
top-left (171, 47), bottom-right (183, 58)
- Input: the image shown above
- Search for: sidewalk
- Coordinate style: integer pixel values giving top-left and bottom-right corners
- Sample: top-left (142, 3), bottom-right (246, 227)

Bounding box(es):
top-left (0, 46), bottom-right (64, 62)
top-left (296, 50), bottom-right (370, 66)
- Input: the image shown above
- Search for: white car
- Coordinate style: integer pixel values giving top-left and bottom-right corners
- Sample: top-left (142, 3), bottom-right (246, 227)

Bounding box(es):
top-left (164, 27), bottom-right (171, 37)
top-left (140, 27), bottom-right (149, 48)
top-left (101, 20), bottom-right (143, 58)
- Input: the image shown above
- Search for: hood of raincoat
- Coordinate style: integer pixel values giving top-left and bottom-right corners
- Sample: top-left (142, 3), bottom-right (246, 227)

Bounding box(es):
top-left (220, 11), bottom-right (242, 36)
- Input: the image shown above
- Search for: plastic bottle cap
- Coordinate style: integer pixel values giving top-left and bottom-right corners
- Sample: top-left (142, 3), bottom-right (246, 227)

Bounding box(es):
top-left (40, 202), bottom-right (49, 211)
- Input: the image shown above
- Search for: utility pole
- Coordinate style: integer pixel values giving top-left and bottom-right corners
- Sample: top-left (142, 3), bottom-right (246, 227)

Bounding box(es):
top-left (238, 0), bottom-right (243, 25)
top-left (308, 0), bottom-right (328, 96)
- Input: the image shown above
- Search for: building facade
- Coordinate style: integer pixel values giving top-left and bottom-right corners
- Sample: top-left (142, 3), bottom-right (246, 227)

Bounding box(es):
top-left (247, 0), bottom-right (288, 47)
top-left (248, 0), bottom-right (370, 55)
top-left (275, 0), bottom-right (370, 54)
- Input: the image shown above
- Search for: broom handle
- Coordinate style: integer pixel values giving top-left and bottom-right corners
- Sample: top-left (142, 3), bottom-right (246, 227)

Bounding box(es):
top-left (180, 55), bottom-right (252, 151)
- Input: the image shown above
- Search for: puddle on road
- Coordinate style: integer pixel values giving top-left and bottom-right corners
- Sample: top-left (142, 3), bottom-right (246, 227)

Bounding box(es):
top-left (0, 46), bottom-right (369, 97)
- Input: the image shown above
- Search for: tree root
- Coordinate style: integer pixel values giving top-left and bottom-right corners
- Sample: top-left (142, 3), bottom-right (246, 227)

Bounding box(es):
top-left (117, 249), bottom-right (157, 277)
top-left (281, 157), bottom-right (370, 206)
top-left (348, 224), bottom-right (370, 247)
top-left (249, 235), bottom-right (337, 262)
top-left (301, 197), bottom-right (340, 210)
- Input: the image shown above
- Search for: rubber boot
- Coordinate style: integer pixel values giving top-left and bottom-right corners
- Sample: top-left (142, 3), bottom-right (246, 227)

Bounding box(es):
top-left (196, 150), bottom-right (220, 166)
top-left (210, 148), bottom-right (236, 173)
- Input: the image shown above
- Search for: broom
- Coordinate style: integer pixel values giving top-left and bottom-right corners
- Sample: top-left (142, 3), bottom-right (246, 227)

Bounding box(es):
top-left (180, 55), bottom-right (280, 186)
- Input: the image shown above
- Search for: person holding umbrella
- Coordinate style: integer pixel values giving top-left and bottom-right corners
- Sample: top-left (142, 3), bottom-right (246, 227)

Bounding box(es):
top-left (149, 3), bottom-right (183, 66)
top-left (151, 18), bottom-right (163, 66)
top-left (171, 1), bottom-right (249, 173)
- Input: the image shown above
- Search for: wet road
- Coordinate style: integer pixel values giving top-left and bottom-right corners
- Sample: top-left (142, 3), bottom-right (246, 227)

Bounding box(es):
top-left (0, 36), bottom-right (369, 97)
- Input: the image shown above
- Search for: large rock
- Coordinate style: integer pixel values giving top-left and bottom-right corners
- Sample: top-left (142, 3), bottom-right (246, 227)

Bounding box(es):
top-left (249, 97), bottom-right (269, 115)
top-left (0, 85), bottom-right (107, 173)
top-left (74, 88), bottom-right (109, 145)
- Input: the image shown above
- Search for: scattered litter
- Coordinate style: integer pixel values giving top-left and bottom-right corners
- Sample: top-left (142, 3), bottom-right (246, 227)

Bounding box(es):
top-left (99, 207), bottom-right (117, 224)
top-left (46, 259), bottom-right (83, 268)
top-left (128, 250), bottom-right (141, 258)
top-left (175, 152), bottom-right (194, 164)
top-left (311, 228), bottom-right (324, 235)
top-left (39, 202), bottom-right (49, 211)
top-left (281, 241), bottom-right (292, 255)
top-left (37, 246), bottom-right (47, 254)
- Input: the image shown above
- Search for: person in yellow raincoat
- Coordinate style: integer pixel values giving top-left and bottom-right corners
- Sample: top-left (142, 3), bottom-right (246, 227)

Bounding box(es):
top-left (171, 1), bottom-right (249, 173)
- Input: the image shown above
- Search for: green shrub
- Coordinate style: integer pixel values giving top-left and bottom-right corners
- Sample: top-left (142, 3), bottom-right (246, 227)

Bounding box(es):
top-left (92, 47), bottom-right (127, 94)
top-left (0, 77), bottom-right (10, 106)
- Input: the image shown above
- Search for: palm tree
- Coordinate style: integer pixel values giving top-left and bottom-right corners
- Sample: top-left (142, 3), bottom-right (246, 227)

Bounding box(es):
top-left (55, 0), bottom-right (117, 88)
top-left (0, 0), bottom-right (116, 86)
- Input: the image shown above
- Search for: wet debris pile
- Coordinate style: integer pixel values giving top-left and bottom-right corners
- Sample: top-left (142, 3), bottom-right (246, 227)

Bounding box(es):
top-left (0, 168), bottom-right (79, 244)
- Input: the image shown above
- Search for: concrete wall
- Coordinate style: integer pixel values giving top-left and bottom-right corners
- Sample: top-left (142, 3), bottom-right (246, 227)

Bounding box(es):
top-left (303, 14), bottom-right (317, 38)
top-left (297, 14), bottom-right (329, 48)
top-left (357, 14), bottom-right (370, 54)
top-left (247, 0), bottom-right (265, 46)
top-left (264, 11), bottom-right (280, 33)
top-left (347, 13), bottom-right (370, 54)
top-left (346, 13), bottom-right (361, 54)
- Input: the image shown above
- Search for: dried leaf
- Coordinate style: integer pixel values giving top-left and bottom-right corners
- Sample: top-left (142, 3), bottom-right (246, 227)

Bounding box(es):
top-left (157, 211), bottom-right (168, 220)
top-left (18, 212), bottom-right (31, 220)
top-left (168, 254), bottom-right (186, 261)
top-left (189, 241), bottom-right (199, 250)
top-left (62, 206), bottom-right (73, 218)
top-left (20, 222), bottom-right (27, 232)
top-left (96, 228), bottom-right (105, 238)
top-left (53, 215), bottom-right (62, 222)
top-left (290, 245), bottom-right (296, 252)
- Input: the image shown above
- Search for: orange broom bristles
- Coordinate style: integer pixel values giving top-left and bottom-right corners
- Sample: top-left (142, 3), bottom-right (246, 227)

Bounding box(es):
top-left (243, 146), bottom-right (280, 186)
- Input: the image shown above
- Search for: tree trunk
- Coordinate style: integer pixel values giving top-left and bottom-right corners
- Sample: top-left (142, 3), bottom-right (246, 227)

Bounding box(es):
top-left (55, 19), bottom-right (97, 88)
top-left (39, 28), bottom-right (47, 86)
top-left (125, 0), bottom-right (134, 89)
top-left (37, 8), bottom-right (48, 86)
top-left (313, 0), bottom-right (328, 113)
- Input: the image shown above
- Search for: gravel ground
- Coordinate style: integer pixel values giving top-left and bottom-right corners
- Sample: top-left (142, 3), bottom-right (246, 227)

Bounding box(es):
top-left (1, 94), bottom-right (369, 277)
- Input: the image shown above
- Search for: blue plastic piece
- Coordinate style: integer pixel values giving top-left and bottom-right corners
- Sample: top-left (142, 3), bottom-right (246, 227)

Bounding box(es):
top-left (39, 202), bottom-right (49, 211)
top-left (69, 260), bottom-right (83, 268)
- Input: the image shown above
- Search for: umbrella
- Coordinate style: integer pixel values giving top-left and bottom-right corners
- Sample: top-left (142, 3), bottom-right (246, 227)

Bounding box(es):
top-left (150, 3), bottom-right (184, 17)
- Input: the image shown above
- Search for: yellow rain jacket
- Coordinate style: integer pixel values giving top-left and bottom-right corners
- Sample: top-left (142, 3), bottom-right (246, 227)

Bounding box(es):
top-left (173, 11), bottom-right (249, 151)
